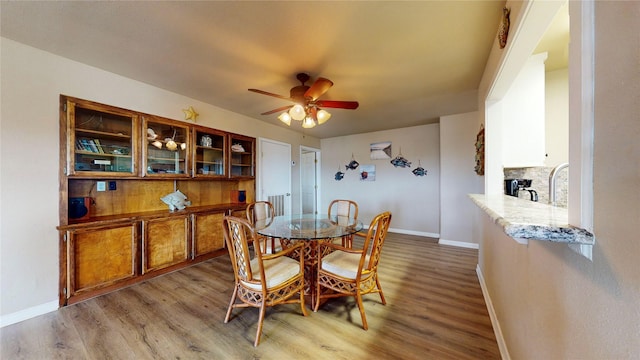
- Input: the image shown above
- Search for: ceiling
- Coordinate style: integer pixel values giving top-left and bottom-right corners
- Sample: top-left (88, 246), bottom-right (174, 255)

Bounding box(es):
top-left (1, 1), bottom-right (566, 139)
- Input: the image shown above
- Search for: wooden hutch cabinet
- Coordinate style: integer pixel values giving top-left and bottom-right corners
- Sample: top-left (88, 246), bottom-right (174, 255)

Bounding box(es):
top-left (58, 95), bottom-right (255, 305)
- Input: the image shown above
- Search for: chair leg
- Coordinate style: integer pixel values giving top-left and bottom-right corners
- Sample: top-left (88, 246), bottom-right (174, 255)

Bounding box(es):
top-left (376, 277), bottom-right (387, 305)
top-left (355, 292), bottom-right (368, 330)
top-left (224, 286), bottom-right (238, 323)
top-left (254, 303), bottom-right (267, 347)
top-left (300, 289), bottom-right (309, 317)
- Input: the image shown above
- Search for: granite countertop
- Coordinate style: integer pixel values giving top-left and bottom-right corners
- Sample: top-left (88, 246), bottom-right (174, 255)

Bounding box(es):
top-left (469, 194), bottom-right (595, 245)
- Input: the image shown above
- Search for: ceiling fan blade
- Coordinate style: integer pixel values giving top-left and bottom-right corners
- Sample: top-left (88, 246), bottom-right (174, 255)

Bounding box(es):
top-left (304, 77), bottom-right (333, 100)
top-left (248, 88), bottom-right (291, 101)
top-left (261, 105), bottom-right (293, 115)
top-left (315, 100), bottom-right (359, 110)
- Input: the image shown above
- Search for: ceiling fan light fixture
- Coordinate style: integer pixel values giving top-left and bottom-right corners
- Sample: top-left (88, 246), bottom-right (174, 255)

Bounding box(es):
top-left (316, 109), bottom-right (331, 124)
top-left (278, 112), bottom-right (292, 126)
top-left (289, 104), bottom-right (306, 121)
top-left (302, 116), bottom-right (316, 129)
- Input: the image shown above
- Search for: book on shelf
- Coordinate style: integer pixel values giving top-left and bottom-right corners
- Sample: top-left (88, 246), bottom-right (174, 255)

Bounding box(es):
top-left (87, 139), bottom-right (99, 153)
top-left (79, 139), bottom-right (94, 152)
top-left (93, 139), bottom-right (105, 153)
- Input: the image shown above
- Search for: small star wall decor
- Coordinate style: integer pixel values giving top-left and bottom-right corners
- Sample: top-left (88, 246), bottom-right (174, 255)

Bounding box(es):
top-left (182, 106), bottom-right (199, 121)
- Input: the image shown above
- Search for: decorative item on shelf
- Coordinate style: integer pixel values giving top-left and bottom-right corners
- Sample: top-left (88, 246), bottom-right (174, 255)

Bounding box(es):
top-left (151, 129), bottom-right (187, 151)
top-left (345, 154), bottom-right (359, 170)
top-left (390, 147), bottom-right (412, 168)
top-left (334, 165), bottom-right (345, 181)
top-left (182, 106), bottom-right (199, 121)
top-left (412, 160), bottom-right (427, 176)
top-left (498, 7), bottom-right (510, 49)
top-left (200, 135), bottom-right (212, 147)
top-left (475, 125), bottom-right (485, 176)
top-left (230, 190), bottom-right (247, 203)
top-left (231, 143), bottom-right (245, 152)
top-left (160, 190), bottom-right (191, 211)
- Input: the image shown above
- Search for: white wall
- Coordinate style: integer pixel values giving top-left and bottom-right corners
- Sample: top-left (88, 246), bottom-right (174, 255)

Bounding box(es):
top-left (0, 38), bottom-right (320, 324)
top-left (439, 112), bottom-right (484, 247)
top-left (320, 124), bottom-right (440, 237)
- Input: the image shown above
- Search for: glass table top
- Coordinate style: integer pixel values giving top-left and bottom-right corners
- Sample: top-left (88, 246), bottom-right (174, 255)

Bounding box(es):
top-left (255, 214), bottom-right (363, 240)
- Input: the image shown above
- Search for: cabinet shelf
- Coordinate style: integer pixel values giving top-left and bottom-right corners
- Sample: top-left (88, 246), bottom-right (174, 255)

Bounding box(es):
top-left (76, 150), bottom-right (131, 158)
top-left (197, 160), bottom-right (223, 165)
top-left (147, 156), bottom-right (186, 162)
top-left (76, 128), bottom-right (131, 139)
top-left (197, 145), bottom-right (223, 151)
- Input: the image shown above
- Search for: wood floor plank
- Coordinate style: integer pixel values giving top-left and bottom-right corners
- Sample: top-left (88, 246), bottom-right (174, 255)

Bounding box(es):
top-left (1, 233), bottom-right (500, 359)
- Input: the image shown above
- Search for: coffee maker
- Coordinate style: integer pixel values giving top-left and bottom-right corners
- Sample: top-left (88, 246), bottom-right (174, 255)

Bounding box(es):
top-left (505, 179), bottom-right (538, 201)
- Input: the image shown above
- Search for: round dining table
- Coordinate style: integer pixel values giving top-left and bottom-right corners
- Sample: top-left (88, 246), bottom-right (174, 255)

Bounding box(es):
top-left (255, 214), bottom-right (363, 307)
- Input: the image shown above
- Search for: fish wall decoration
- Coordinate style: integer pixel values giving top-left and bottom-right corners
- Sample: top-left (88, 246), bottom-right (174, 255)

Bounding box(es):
top-left (390, 147), bottom-right (411, 168)
top-left (412, 160), bottom-right (427, 176)
top-left (345, 154), bottom-right (359, 170)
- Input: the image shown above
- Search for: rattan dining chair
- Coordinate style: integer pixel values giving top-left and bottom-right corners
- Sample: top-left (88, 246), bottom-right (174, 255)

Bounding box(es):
top-left (222, 215), bottom-right (308, 346)
top-left (246, 201), bottom-right (281, 254)
top-left (314, 211), bottom-right (392, 330)
top-left (327, 199), bottom-right (359, 247)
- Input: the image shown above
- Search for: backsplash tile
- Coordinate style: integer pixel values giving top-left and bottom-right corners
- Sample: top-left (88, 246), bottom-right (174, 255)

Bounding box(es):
top-left (504, 166), bottom-right (568, 207)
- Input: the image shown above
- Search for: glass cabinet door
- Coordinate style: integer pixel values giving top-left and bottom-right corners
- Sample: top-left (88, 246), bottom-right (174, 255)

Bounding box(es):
top-left (193, 127), bottom-right (226, 178)
top-left (143, 117), bottom-right (190, 177)
top-left (229, 134), bottom-right (255, 179)
top-left (66, 98), bottom-right (138, 177)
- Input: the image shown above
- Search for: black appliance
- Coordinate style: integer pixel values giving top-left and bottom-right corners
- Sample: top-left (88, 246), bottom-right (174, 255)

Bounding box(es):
top-left (69, 197), bottom-right (92, 220)
top-left (505, 179), bottom-right (538, 202)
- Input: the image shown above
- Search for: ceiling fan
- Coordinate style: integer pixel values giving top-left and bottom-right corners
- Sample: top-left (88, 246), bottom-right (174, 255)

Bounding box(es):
top-left (248, 73), bottom-right (359, 128)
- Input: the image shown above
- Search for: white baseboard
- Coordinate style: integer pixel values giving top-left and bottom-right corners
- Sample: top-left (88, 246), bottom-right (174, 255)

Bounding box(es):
top-left (438, 239), bottom-right (479, 249)
top-left (0, 300), bottom-right (58, 328)
top-left (388, 227), bottom-right (439, 238)
top-left (476, 265), bottom-right (510, 360)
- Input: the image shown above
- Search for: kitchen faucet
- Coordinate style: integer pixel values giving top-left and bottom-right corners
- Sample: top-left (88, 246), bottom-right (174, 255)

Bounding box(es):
top-left (549, 163), bottom-right (569, 206)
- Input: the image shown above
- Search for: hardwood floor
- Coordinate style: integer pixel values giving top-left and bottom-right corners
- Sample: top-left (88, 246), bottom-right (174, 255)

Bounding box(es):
top-left (1, 233), bottom-right (500, 359)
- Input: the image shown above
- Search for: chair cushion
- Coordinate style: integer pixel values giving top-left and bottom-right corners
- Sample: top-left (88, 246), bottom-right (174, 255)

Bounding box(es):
top-left (242, 256), bottom-right (301, 290)
top-left (321, 251), bottom-right (368, 279)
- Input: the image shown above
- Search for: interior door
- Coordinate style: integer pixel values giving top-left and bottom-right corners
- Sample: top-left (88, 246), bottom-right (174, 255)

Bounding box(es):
top-left (258, 138), bottom-right (291, 215)
top-left (300, 147), bottom-right (320, 214)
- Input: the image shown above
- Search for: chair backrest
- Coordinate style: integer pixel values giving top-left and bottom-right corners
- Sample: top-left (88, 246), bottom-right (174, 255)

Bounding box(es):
top-left (328, 199), bottom-right (358, 226)
top-left (222, 215), bottom-right (260, 284)
top-left (359, 211), bottom-right (392, 273)
top-left (246, 201), bottom-right (275, 227)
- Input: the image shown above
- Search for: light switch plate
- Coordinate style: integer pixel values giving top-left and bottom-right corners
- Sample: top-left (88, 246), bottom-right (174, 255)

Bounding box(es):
top-left (96, 181), bottom-right (106, 192)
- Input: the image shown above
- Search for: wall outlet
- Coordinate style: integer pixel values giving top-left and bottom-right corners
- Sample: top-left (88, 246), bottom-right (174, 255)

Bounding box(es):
top-left (108, 181), bottom-right (117, 191)
top-left (96, 181), bottom-right (106, 192)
